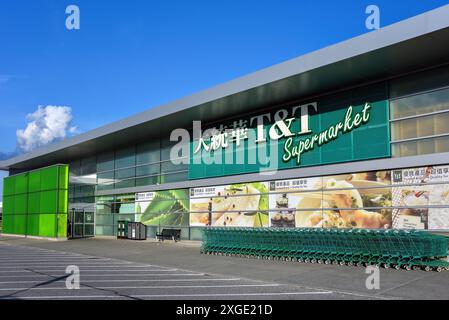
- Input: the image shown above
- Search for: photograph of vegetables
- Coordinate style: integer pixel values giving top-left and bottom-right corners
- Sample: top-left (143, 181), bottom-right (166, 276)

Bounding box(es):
top-left (189, 183), bottom-right (269, 227)
top-left (136, 189), bottom-right (189, 226)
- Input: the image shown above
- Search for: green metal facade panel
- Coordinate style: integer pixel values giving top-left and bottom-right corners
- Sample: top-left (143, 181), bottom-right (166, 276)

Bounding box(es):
top-left (40, 166), bottom-right (59, 191)
top-left (57, 214), bottom-right (68, 238)
top-left (2, 195), bottom-right (14, 215)
top-left (14, 174), bottom-right (28, 195)
top-left (1, 164), bottom-right (69, 238)
top-left (28, 170), bottom-right (41, 193)
top-left (27, 192), bottom-right (40, 214)
top-left (14, 194), bottom-right (28, 214)
top-left (3, 176), bottom-right (14, 196)
top-left (189, 83), bottom-right (391, 180)
top-left (40, 190), bottom-right (58, 214)
top-left (58, 165), bottom-right (69, 189)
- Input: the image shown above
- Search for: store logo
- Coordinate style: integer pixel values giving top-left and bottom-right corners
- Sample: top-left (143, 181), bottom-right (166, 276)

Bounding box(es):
top-left (170, 102), bottom-right (372, 173)
top-left (392, 170), bottom-right (403, 183)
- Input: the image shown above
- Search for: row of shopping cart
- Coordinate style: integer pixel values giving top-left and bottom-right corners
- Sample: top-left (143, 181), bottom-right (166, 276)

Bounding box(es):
top-left (201, 228), bottom-right (449, 272)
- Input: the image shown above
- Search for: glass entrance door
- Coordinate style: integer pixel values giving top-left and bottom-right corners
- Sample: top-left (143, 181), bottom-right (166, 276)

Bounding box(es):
top-left (68, 210), bottom-right (95, 239)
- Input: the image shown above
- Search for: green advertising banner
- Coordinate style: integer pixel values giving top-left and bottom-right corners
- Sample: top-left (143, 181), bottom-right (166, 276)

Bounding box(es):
top-left (189, 83), bottom-right (390, 180)
top-left (135, 189), bottom-right (189, 226)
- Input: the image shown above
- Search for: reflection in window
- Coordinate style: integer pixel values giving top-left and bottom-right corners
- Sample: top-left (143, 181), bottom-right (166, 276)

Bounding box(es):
top-left (115, 178), bottom-right (135, 189)
top-left (160, 171), bottom-right (188, 183)
top-left (97, 152), bottom-right (114, 172)
top-left (115, 147), bottom-right (136, 169)
top-left (136, 176), bottom-right (159, 187)
top-left (136, 163), bottom-right (160, 177)
top-left (390, 87), bottom-right (449, 119)
top-left (391, 112), bottom-right (449, 141)
top-left (97, 171), bottom-right (114, 184)
top-left (392, 136), bottom-right (449, 157)
top-left (161, 160), bottom-right (187, 174)
top-left (136, 141), bottom-right (160, 165)
top-left (115, 167), bottom-right (135, 180)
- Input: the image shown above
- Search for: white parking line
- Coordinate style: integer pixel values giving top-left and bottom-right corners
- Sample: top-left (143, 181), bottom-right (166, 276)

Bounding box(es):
top-left (0, 278), bottom-right (241, 284)
top-left (7, 291), bottom-right (333, 300)
top-left (0, 257), bottom-right (111, 263)
top-left (0, 273), bottom-right (205, 278)
top-left (0, 265), bottom-right (159, 269)
top-left (0, 263), bottom-right (133, 268)
top-left (0, 284), bottom-right (281, 291)
top-left (0, 269), bottom-right (178, 273)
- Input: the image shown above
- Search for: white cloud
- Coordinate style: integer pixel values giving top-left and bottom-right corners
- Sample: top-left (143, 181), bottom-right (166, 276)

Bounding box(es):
top-left (16, 105), bottom-right (77, 152)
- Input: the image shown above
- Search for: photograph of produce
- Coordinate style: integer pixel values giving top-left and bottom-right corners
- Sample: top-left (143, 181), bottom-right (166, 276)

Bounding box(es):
top-left (189, 183), bottom-right (269, 227)
top-left (135, 189), bottom-right (189, 226)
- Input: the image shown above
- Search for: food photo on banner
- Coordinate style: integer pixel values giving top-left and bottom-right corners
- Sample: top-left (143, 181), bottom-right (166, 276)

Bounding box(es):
top-left (189, 183), bottom-right (269, 227)
top-left (269, 171), bottom-right (392, 229)
top-left (392, 165), bottom-right (449, 230)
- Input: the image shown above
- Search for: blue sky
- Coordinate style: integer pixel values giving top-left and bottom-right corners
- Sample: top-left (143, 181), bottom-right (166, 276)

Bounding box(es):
top-left (0, 0), bottom-right (448, 198)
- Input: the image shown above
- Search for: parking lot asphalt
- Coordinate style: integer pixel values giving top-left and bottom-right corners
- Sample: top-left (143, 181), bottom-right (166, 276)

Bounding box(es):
top-left (1, 235), bottom-right (448, 300)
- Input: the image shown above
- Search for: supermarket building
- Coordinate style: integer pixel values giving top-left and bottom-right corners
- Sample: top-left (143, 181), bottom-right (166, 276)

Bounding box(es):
top-left (2, 6), bottom-right (449, 240)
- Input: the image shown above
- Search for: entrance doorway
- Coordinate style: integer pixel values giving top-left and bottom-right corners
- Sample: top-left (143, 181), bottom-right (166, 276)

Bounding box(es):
top-left (68, 209), bottom-right (95, 239)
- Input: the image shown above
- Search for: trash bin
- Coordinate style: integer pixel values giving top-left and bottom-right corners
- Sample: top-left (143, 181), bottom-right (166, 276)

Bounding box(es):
top-left (127, 222), bottom-right (146, 240)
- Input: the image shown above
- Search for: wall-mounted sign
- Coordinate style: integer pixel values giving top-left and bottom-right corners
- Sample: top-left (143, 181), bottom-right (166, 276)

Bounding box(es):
top-left (282, 104), bottom-right (371, 165)
top-left (194, 103), bottom-right (371, 166)
top-left (189, 85), bottom-right (390, 180)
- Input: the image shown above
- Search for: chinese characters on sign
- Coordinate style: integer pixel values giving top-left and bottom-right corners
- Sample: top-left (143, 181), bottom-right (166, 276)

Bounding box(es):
top-left (193, 102), bottom-right (372, 166)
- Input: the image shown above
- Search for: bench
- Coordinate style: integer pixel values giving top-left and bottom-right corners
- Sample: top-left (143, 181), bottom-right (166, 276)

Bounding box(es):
top-left (156, 229), bottom-right (181, 242)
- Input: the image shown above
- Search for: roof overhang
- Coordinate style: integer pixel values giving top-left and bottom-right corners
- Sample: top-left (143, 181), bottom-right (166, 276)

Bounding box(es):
top-left (2, 5), bottom-right (449, 171)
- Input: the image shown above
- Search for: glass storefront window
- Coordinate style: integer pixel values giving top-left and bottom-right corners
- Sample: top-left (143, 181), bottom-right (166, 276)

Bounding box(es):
top-left (391, 111), bottom-right (449, 141)
top-left (136, 175), bottom-right (159, 186)
top-left (80, 156), bottom-right (97, 175)
top-left (97, 152), bottom-right (114, 172)
top-left (392, 136), bottom-right (449, 157)
top-left (117, 202), bottom-right (134, 214)
top-left (391, 86), bottom-right (449, 120)
top-left (161, 160), bottom-right (187, 174)
top-left (69, 159), bottom-right (81, 176)
top-left (160, 171), bottom-right (188, 183)
top-left (97, 182), bottom-right (114, 191)
top-left (390, 64), bottom-right (449, 100)
top-left (96, 203), bottom-right (113, 215)
top-left (136, 141), bottom-right (160, 164)
top-left (136, 163), bottom-right (160, 177)
top-left (115, 167), bottom-right (135, 180)
top-left (95, 225), bottom-right (115, 236)
top-left (161, 136), bottom-right (187, 161)
top-left (116, 194), bottom-right (135, 202)
top-left (115, 178), bottom-right (135, 189)
top-left (115, 147), bottom-right (136, 169)
top-left (96, 213), bottom-right (114, 225)
top-left (97, 171), bottom-right (114, 185)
